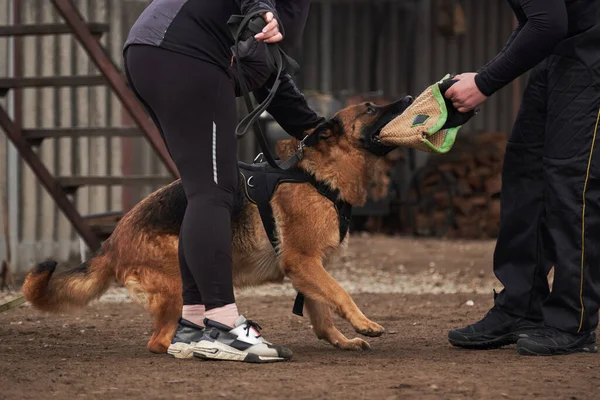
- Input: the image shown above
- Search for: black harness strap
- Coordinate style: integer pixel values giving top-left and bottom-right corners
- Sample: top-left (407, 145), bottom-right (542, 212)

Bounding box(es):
top-left (239, 161), bottom-right (353, 317)
top-left (292, 293), bottom-right (305, 317)
top-left (289, 178), bottom-right (352, 316)
top-left (228, 11), bottom-right (355, 317)
top-left (289, 176), bottom-right (352, 316)
top-left (306, 174), bottom-right (353, 244)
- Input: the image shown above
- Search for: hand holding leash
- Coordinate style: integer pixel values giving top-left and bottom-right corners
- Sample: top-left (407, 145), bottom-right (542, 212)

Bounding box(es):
top-left (254, 12), bottom-right (282, 43)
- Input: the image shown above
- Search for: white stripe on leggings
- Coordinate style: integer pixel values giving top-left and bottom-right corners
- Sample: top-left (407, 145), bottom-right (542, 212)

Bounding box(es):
top-left (212, 122), bottom-right (217, 185)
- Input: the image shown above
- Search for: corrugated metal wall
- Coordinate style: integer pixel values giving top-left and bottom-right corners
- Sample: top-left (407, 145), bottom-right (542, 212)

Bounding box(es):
top-left (0, 0), bottom-right (173, 272)
top-left (299, 0), bottom-right (516, 134)
top-left (0, 1), bottom-right (9, 273)
top-left (0, 0), bottom-right (519, 272)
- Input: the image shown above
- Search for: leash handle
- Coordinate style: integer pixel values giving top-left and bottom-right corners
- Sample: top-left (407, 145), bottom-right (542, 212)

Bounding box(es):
top-left (228, 11), bottom-right (304, 171)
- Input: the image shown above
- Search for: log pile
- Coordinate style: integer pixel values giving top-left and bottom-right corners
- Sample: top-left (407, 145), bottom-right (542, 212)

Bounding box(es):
top-left (337, 93), bottom-right (509, 239)
top-left (407, 132), bottom-right (508, 239)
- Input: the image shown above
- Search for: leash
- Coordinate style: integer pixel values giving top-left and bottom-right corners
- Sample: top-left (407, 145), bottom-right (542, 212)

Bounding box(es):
top-left (0, 295), bottom-right (26, 313)
top-left (227, 11), bottom-right (310, 171)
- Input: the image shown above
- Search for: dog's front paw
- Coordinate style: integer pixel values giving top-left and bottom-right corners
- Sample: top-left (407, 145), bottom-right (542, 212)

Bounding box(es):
top-left (334, 337), bottom-right (371, 351)
top-left (356, 321), bottom-right (385, 337)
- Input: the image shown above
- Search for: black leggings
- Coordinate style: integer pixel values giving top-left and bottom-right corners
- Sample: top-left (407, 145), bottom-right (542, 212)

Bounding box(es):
top-left (124, 44), bottom-right (237, 310)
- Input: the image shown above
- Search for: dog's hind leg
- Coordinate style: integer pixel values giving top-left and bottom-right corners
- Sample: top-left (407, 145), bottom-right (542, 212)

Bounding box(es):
top-left (146, 293), bottom-right (181, 354)
top-left (281, 253), bottom-right (384, 338)
top-left (124, 273), bottom-right (182, 354)
top-left (305, 297), bottom-right (370, 350)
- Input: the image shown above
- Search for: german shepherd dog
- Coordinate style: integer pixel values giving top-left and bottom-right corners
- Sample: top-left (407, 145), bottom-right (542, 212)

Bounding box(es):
top-left (22, 96), bottom-right (413, 355)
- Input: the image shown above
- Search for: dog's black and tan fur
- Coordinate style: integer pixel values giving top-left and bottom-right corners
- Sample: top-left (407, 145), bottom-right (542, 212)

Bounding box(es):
top-left (22, 98), bottom-right (412, 354)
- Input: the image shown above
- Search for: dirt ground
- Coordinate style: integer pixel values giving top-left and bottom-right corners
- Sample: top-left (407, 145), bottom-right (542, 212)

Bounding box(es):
top-left (1, 235), bottom-right (599, 400)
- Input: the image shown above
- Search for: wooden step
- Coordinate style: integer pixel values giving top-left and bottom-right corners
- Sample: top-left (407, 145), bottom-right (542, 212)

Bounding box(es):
top-left (22, 127), bottom-right (142, 145)
top-left (58, 175), bottom-right (174, 194)
top-left (82, 211), bottom-right (124, 225)
top-left (0, 23), bottom-right (109, 37)
top-left (89, 223), bottom-right (118, 241)
top-left (0, 75), bottom-right (107, 96)
top-left (84, 212), bottom-right (125, 241)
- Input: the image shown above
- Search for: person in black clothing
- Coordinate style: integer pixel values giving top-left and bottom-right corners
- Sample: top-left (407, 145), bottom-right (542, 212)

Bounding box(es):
top-left (446, 0), bottom-right (600, 356)
top-left (123, 0), bottom-right (322, 363)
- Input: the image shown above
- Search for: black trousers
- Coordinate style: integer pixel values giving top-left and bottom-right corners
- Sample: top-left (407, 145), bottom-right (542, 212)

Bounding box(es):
top-left (124, 44), bottom-right (238, 310)
top-left (494, 54), bottom-right (600, 334)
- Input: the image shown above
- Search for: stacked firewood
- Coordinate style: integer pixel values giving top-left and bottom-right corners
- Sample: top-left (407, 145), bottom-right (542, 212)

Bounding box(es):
top-left (408, 132), bottom-right (508, 239)
top-left (337, 94), bottom-right (509, 239)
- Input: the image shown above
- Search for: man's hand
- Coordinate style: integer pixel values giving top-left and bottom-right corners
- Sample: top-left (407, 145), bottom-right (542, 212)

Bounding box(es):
top-left (444, 73), bottom-right (488, 113)
top-left (254, 12), bottom-right (283, 43)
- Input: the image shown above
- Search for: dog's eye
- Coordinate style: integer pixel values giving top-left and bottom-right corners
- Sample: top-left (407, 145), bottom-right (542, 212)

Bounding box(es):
top-left (366, 105), bottom-right (377, 115)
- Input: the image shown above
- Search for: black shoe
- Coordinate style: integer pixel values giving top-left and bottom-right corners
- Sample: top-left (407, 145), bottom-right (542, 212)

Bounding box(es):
top-left (517, 328), bottom-right (598, 356)
top-left (166, 318), bottom-right (205, 359)
top-left (448, 305), bottom-right (542, 349)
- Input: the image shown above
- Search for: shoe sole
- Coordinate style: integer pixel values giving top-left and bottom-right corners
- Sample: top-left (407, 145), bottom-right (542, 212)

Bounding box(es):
top-left (193, 340), bottom-right (289, 364)
top-left (517, 341), bottom-right (598, 356)
top-left (167, 342), bottom-right (197, 360)
top-left (448, 332), bottom-right (525, 350)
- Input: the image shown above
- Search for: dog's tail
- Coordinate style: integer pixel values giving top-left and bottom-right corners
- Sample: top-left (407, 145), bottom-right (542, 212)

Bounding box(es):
top-left (22, 253), bottom-right (114, 313)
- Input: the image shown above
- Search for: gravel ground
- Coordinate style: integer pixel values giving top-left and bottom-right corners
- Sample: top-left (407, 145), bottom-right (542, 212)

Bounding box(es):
top-left (1, 234), bottom-right (502, 305)
top-left (1, 235), bottom-right (595, 400)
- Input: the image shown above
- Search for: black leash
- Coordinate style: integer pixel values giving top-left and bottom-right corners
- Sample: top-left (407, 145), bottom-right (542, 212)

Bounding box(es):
top-left (228, 11), bottom-right (337, 316)
top-left (227, 11), bottom-right (305, 171)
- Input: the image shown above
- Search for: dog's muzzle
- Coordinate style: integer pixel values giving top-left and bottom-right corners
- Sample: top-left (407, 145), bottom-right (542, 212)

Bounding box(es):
top-left (362, 95), bottom-right (414, 156)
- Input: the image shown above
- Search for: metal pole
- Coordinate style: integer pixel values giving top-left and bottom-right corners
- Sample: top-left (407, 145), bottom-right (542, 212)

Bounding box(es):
top-left (7, 0), bottom-right (21, 271)
top-left (320, 0), bottom-right (332, 94)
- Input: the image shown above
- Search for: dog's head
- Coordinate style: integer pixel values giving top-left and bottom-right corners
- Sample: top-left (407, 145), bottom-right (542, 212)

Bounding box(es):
top-left (275, 96), bottom-right (414, 205)
top-left (306, 95), bottom-right (414, 158)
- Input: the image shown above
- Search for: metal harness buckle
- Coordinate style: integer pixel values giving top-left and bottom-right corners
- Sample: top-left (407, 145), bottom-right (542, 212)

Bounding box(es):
top-left (297, 135), bottom-right (310, 160)
top-left (253, 152), bottom-right (265, 163)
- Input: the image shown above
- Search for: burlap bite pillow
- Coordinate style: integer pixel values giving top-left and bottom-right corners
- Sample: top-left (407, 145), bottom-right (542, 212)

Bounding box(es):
top-left (378, 74), bottom-right (477, 153)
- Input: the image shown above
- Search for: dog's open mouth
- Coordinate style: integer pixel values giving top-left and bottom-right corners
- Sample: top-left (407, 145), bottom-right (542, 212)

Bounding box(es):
top-left (366, 130), bottom-right (396, 156)
top-left (362, 95), bottom-right (414, 156)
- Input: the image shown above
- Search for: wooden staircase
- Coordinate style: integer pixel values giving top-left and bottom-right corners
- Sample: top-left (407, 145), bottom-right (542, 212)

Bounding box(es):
top-left (0, 0), bottom-right (180, 253)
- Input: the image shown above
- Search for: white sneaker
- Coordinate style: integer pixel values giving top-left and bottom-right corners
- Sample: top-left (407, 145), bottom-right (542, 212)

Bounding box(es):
top-left (166, 318), bottom-right (205, 359)
top-left (193, 315), bottom-right (292, 363)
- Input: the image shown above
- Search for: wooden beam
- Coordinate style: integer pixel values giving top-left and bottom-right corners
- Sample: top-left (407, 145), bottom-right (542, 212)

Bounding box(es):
top-left (0, 23), bottom-right (109, 37)
top-left (50, 0), bottom-right (180, 178)
top-left (0, 105), bottom-right (102, 251)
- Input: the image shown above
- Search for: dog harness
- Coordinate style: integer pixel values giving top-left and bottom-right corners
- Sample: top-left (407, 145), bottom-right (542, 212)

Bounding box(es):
top-left (238, 160), bottom-right (353, 316)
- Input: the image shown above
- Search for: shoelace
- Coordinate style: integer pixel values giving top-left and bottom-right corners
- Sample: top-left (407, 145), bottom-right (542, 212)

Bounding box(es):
top-left (244, 320), bottom-right (263, 338)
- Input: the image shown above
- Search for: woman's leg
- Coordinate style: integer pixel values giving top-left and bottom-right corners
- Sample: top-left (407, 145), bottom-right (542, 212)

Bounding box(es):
top-left (178, 234), bottom-right (206, 325)
top-left (124, 45), bottom-right (239, 326)
top-left (124, 48), bottom-right (206, 326)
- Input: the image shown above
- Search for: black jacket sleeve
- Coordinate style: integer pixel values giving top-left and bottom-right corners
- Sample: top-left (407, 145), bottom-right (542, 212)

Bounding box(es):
top-left (475, 0), bottom-right (568, 97)
top-left (477, 23), bottom-right (523, 74)
top-left (248, 0), bottom-right (324, 139)
top-left (253, 72), bottom-right (325, 140)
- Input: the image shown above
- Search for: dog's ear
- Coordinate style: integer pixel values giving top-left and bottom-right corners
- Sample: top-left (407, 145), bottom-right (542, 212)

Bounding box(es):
top-left (312, 118), bottom-right (340, 142)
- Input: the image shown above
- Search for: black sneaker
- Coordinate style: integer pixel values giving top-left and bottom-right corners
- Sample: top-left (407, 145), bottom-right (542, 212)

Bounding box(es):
top-left (166, 318), bottom-right (205, 359)
top-left (448, 305), bottom-right (542, 349)
top-left (192, 315), bottom-right (292, 363)
top-left (517, 328), bottom-right (598, 356)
